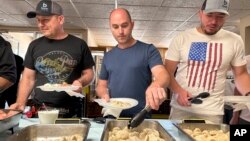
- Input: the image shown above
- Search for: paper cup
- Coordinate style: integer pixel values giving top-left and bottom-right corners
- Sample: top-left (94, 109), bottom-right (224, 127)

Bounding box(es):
top-left (38, 110), bottom-right (59, 124)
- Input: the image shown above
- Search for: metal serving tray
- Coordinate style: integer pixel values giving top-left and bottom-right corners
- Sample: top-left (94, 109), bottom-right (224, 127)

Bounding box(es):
top-left (101, 119), bottom-right (175, 141)
top-left (173, 123), bottom-right (230, 141)
top-left (0, 109), bottom-right (22, 133)
top-left (7, 123), bottom-right (90, 141)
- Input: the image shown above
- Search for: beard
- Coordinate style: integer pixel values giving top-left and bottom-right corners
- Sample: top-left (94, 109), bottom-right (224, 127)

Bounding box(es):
top-left (200, 24), bottom-right (222, 35)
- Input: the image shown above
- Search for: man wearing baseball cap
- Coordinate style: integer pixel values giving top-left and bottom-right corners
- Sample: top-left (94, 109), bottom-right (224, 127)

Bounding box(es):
top-left (165, 0), bottom-right (250, 124)
top-left (10, 0), bottom-right (95, 118)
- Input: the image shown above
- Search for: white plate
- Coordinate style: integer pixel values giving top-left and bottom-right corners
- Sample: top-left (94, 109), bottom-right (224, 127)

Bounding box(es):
top-left (37, 83), bottom-right (79, 92)
top-left (37, 83), bottom-right (83, 98)
top-left (224, 96), bottom-right (250, 103)
top-left (65, 90), bottom-right (85, 98)
top-left (94, 98), bottom-right (138, 110)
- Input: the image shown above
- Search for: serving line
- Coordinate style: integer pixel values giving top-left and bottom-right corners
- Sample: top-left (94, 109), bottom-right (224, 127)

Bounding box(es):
top-left (0, 117), bottom-right (193, 141)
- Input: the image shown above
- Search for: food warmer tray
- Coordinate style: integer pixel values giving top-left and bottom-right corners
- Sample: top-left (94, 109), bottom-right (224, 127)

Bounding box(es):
top-left (173, 123), bottom-right (229, 141)
top-left (7, 122), bottom-right (90, 141)
top-left (101, 119), bottom-right (175, 141)
top-left (0, 109), bottom-right (22, 133)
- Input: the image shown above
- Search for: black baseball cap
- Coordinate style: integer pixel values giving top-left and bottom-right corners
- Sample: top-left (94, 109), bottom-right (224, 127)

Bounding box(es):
top-left (27, 0), bottom-right (63, 18)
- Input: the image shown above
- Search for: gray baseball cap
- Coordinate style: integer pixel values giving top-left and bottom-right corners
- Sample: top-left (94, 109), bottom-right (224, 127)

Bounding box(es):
top-left (27, 0), bottom-right (63, 18)
top-left (201, 0), bottom-right (230, 15)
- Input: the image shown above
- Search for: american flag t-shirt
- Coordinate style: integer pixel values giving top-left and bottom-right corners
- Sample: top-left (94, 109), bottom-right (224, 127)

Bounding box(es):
top-left (187, 42), bottom-right (222, 91)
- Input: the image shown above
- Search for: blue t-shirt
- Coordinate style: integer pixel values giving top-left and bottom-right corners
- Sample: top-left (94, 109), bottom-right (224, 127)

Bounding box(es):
top-left (99, 41), bottom-right (163, 117)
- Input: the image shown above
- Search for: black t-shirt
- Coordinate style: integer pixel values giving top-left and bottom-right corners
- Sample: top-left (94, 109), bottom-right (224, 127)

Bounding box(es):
top-left (24, 34), bottom-right (95, 107)
top-left (0, 36), bottom-right (16, 84)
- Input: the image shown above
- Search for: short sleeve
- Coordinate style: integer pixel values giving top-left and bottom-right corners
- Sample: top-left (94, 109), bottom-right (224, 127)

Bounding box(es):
top-left (99, 54), bottom-right (109, 80)
top-left (81, 41), bottom-right (95, 69)
top-left (147, 44), bottom-right (163, 69)
top-left (0, 39), bottom-right (17, 83)
top-left (165, 35), bottom-right (181, 61)
top-left (230, 36), bottom-right (247, 67)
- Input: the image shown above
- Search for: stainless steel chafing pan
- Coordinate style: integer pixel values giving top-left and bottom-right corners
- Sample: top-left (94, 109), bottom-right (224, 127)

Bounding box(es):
top-left (0, 109), bottom-right (22, 133)
top-left (7, 123), bottom-right (90, 141)
top-left (101, 119), bottom-right (175, 141)
top-left (173, 123), bottom-right (229, 141)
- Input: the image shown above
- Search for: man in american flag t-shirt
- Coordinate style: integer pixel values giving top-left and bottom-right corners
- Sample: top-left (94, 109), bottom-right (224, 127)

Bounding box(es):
top-left (165, 0), bottom-right (250, 124)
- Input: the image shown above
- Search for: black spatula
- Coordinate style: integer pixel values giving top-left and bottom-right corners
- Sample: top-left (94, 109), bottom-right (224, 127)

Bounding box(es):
top-left (127, 105), bottom-right (151, 129)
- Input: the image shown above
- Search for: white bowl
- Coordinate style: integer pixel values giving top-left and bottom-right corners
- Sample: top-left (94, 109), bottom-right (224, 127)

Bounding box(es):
top-left (38, 110), bottom-right (59, 124)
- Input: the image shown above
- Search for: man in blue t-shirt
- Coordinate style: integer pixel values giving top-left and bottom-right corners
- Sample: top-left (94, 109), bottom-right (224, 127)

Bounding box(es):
top-left (96, 8), bottom-right (170, 118)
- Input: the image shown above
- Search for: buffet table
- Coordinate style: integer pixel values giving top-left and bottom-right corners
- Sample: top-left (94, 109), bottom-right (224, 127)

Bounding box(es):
top-left (0, 117), bottom-right (191, 141)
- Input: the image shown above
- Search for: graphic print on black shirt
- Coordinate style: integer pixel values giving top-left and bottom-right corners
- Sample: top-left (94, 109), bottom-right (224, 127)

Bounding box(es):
top-left (35, 50), bottom-right (77, 83)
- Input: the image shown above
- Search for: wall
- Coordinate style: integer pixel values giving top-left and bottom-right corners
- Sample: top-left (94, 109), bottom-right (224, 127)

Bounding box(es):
top-left (240, 15), bottom-right (250, 55)
top-left (245, 26), bottom-right (250, 55)
top-left (3, 32), bottom-right (33, 58)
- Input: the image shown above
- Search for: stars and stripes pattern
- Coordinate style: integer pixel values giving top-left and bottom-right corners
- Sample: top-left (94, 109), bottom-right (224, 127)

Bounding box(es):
top-left (187, 42), bottom-right (223, 91)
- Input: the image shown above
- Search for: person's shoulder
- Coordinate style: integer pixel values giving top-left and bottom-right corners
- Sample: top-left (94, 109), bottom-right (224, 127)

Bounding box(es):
top-left (67, 34), bottom-right (88, 45)
top-left (136, 40), bottom-right (156, 48)
top-left (0, 36), bottom-right (8, 48)
top-left (181, 28), bottom-right (196, 35)
top-left (220, 29), bottom-right (242, 39)
top-left (30, 36), bottom-right (47, 45)
top-left (68, 34), bottom-right (86, 41)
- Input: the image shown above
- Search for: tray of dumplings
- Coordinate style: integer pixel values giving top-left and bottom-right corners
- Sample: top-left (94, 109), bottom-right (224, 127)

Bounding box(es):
top-left (7, 123), bottom-right (90, 141)
top-left (101, 119), bottom-right (175, 141)
top-left (173, 123), bottom-right (230, 141)
top-left (0, 109), bottom-right (22, 133)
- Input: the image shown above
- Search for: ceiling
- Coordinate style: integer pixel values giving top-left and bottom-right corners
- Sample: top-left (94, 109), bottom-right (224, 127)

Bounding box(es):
top-left (0, 0), bottom-right (250, 48)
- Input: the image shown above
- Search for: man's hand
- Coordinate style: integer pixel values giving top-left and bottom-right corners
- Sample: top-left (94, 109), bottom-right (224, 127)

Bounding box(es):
top-left (101, 93), bottom-right (110, 102)
top-left (176, 90), bottom-right (192, 106)
top-left (9, 103), bottom-right (25, 111)
top-left (72, 80), bottom-right (83, 93)
top-left (146, 85), bottom-right (167, 110)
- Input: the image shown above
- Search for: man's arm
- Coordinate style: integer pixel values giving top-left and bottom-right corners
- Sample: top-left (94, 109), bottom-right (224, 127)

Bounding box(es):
top-left (72, 67), bottom-right (95, 93)
top-left (95, 79), bottom-right (110, 101)
top-left (146, 65), bottom-right (170, 110)
top-left (0, 77), bottom-right (13, 93)
top-left (165, 59), bottom-right (192, 106)
top-left (10, 68), bottom-right (36, 111)
top-left (0, 41), bottom-right (16, 93)
top-left (78, 67), bottom-right (95, 87)
top-left (230, 87), bottom-right (242, 124)
top-left (232, 65), bottom-right (250, 95)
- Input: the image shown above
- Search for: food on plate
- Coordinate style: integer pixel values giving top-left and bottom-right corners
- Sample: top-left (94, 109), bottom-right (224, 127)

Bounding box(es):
top-left (31, 134), bottom-right (83, 141)
top-left (44, 82), bottom-right (69, 87)
top-left (61, 82), bottom-right (70, 86)
top-left (110, 100), bottom-right (131, 108)
top-left (183, 128), bottom-right (229, 141)
top-left (108, 126), bottom-right (165, 141)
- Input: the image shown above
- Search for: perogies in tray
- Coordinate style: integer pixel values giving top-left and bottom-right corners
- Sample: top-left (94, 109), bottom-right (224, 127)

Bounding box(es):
top-left (7, 123), bottom-right (90, 141)
top-left (108, 126), bottom-right (165, 141)
top-left (0, 109), bottom-right (22, 133)
top-left (101, 119), bottom-right (175, 141)
top-left (174, 123), bottom-right (229, 141)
